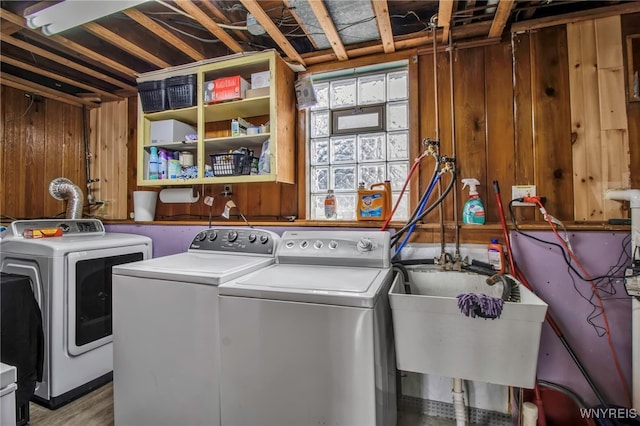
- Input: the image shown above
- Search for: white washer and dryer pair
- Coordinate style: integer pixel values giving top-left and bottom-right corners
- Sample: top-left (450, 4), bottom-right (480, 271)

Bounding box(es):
top-left (112, 228), bottom-right (396, 426)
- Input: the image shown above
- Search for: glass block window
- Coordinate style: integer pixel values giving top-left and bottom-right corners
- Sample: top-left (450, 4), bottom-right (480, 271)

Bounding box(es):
top-left (307, 65), bottom-right (410, 220)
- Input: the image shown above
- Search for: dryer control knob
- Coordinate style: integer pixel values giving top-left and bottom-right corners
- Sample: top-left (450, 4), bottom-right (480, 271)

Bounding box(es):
top-left (195, 231), bottom-right (207, 242)
top-left (314, 240), bottom-right (323, 249)
top-left (286, 241), bottom-right (295, 248)
top-left (328, 240), bottom-right (338, 249)
top-left (357, 238), bottom-right (373, 252)
top-left (248, 233), bottom-right (257, 243)
top-left (259, 234), bottom-right (269, 244)
top-left (208, 231), bottom-right (218, 241)
top-left (227, 230), bottom-right (238, 242)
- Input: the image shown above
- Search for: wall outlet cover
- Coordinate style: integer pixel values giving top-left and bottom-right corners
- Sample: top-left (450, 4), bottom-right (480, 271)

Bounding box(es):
top-left (512, 185), bottom-right (536, 206)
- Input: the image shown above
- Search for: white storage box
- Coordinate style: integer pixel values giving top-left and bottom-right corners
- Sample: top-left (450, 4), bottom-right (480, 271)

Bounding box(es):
top-left (251, 71), bottom-right (270, 89)
top-left (388, 269), bottom-right (548, 389)
top-left (150, 119), bottom-right (196, 144)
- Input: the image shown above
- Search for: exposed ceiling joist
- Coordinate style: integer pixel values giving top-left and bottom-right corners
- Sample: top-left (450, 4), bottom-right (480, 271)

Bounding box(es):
top-left (1, 20), bottom-right (22, 35)
top-left (83, 22), bottom-right (172, 68)
top-left (240, 0), bottom-right (306, 66)
top-left (1, 35), bottom-right (136, 91)
top-left (282, 0), bottom-right (320, 50)
top-left (370, 0), bottom-right (395, 54)
top-left (175, 0), bottom-right (245, 54)
top-left (0, 54), bottom-right (121, 102)
top-left (307, 0), bottom-right (348, 61)
top-left (123, 8), bottom-right (205, 62)
top-left (198, 1), bottom-right (250, 43)
top-left (1, 72), bottom-right (97, 108)
top-left (437, 0), bottom-right (454, 43)
top-left (489, 0), bottom-right (515, 38)
top-left (0, 8), bottom-right (137, 79)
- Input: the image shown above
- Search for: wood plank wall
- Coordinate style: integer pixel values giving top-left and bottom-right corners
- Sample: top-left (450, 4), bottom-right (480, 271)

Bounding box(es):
top-left (1, 85), bottom-right (85, 220)
top-left (2, 13), bottom-right (638, 230)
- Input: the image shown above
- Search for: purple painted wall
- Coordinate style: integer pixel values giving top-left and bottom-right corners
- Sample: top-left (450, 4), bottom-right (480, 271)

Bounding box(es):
top-left (511, 231), bottom-right (632, 408)
top-left (106, 224), bottom-right (634, 408)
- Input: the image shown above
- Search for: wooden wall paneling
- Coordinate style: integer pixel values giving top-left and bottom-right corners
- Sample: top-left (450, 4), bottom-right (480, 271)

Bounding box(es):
top-left (408, 55), bottom-right (421, 218)
top-left (127, 96), bottom-right (138, 218)
top-left (58, 102), bottom-right (84, 216)
top-left (243, 183), bottom-right (280, 217)
top-left (28, 97), bottom-right (47, 218)
top-left (1, 86), bottom-right (27, 219)
top-left (453, 46), bottom-right (487, 228)
top-left (417, 53), bottom-right (438, 226)
top-left (530, 26), bottom-right (574, 220)
top-left (89, 100), bottom-right (129, 220)
top-left (484, 41), bottom-right (516, 225)
top-left (622, 13), bottom-right (640, 189)
top-left (512, 33), bottom-right (536, 223)
top-left (280, 183), bottom-right (297, 217)
top-left (436, 51), bottom-right (454, 229)
top-left (595, 15), bottom-right (630, 219)
top-left (568, 20), bottom-right (604, 221)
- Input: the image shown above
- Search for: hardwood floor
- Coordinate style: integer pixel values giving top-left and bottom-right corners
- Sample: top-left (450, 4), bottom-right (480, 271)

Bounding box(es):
top-left (27, 382), bottom-right (456, 426)
top-left (29, 382), bottom-right (114, 426)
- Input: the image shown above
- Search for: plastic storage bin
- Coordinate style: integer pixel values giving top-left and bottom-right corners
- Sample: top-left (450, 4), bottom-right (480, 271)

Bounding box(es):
top-left (388, 268), bottom-right (548, 389)
top-left (166, 74), bottom-right (197, 109)
top-left (138, 80), bottom-right (167, 113)
top-left (210, 149), bottom-right (254, 176)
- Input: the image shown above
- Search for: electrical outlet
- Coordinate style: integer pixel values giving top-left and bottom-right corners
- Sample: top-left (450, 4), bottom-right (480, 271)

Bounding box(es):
top-left (511, 185), bottom-right (536, 206)
top-left (223, 185), bottom-right (232, 195)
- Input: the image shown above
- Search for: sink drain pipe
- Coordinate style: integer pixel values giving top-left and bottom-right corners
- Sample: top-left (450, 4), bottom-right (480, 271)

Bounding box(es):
top-left (453, 377), bottom-right (468, 425)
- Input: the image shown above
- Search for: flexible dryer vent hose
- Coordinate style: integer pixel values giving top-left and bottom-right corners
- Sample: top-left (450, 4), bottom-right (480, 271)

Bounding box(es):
top-left (49, 177), bottom-right (84, 219)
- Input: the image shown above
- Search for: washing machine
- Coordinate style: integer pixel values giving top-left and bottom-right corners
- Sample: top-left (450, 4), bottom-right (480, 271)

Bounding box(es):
top-left (0, 219), bottom-right (152, 408)
top-left (218, 230), bottom-right (397, 426)
top-left (111, 227), bottom-right (279, 426)
top-left (0, 363), bottom-right (17, 426)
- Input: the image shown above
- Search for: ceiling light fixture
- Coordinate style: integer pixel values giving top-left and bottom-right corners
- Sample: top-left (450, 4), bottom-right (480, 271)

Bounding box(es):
top-left (25, 0), bottom-right (151, 35)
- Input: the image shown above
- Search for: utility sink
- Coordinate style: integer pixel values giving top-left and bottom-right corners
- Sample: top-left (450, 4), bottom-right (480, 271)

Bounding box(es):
top-left (388, 268), bottom-right (548, 389)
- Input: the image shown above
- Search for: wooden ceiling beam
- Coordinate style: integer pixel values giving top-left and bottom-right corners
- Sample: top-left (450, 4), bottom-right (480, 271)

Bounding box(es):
top-left (240, 0), bottom-right (306, 66)
top-left (0, 8), bottom-right (137, 79)
top-left (282, 0), bottom-right (319, 50)
top-left (0, 72), bottom-right (99, 108)
top-left (1, 35), bottom-right (136, 91)
top-left (437, 0), bottom-right (454, 43)
top-left (1, 20), bottom-right (22, 35)
top-left (123, 8), bottom-right (205, 61)
top-left (83, 22), bottom-right (172, 68)
top-left (0, 54), bottom-right (122, 102)
top-left (511, 2), bottom-right (640, 33)
top-left (198, 1), bottom-right (250, 43)
top-left (307, 0), bottom-right (348, 61)
top-left (370, 0), bottom-right (395, 54)
top-left (488, 0), bottom-right (515, 38)
top-left (175, 0), bottom-right (244, 54)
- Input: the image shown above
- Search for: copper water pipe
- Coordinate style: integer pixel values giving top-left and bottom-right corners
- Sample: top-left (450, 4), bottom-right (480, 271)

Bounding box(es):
top-left (448, 35), bottom-right (461, 258)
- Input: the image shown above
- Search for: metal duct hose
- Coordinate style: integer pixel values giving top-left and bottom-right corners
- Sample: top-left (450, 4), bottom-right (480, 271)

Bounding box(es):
top-left (49, 177), bottom-right (84, 219)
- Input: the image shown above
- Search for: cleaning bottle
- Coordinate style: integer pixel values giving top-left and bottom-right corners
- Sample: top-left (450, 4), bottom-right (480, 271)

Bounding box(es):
top-left (158, 149), bottom-right (170, 180)
top-left (357, 182), bottom-right (390, 221)
top-left (148, 146), bottom-right (159, 180)
top-left (324, 189), bottom-right (336, 219)
top-left (461, 178), bottom-right (485, 224)
top-left (487, 238), bottom-right (505, 274)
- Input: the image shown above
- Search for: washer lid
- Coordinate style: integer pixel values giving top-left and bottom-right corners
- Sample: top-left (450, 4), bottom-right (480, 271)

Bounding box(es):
top-left (112, 252), bottom-right (275, 285)
top-left (0, 363), bottom-right (16, 388)
top-left (0, 232), bottom-right (151, 256)
top-left (219, 264), bottom-right (392, 307)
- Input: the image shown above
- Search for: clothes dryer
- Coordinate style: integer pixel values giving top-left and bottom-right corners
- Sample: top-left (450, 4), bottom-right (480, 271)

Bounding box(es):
top-left (111, 227), bottom-right (279, 426)
top-left (218, 230), bottom-right (396, 426)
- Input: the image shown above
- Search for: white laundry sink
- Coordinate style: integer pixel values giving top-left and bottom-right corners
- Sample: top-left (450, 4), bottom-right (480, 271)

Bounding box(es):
top-left (388, 268), bottom-right (548, 389)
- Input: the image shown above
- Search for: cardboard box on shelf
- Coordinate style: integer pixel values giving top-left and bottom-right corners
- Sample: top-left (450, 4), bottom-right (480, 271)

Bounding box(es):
top-left (251, 71), bottom-right (270, 89)
top-left (204, 76), bottom-right (249, 104)
top-left (245, 87), bottom-right (270, 98)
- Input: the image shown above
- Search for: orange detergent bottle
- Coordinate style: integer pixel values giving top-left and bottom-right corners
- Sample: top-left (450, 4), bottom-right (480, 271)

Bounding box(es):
top-left (356, 181), bottom-right (391, 221)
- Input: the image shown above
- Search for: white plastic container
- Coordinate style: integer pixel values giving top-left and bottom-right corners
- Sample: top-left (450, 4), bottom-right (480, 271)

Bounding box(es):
top-left (388, 269), bottom-right (548, 389)
top-left (150, 119), bottom-right (196, 144)
top-left (0, 363), bottom-right (17, 426)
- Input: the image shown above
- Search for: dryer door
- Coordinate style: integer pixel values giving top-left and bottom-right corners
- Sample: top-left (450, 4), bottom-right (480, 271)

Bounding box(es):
top-left (66, 245), bottom-right (147, 356)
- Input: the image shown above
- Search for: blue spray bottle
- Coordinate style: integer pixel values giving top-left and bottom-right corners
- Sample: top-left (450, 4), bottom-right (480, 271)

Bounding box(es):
top-left (462, 178), bottom-right (485, 225)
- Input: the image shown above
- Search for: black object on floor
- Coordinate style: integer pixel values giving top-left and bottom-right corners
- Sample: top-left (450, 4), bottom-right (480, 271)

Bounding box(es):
top-left (1, 272), bottom-right (44, 426)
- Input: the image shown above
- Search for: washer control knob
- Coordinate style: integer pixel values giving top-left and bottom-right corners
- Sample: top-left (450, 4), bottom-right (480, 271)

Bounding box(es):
top-left (300, 240), bottom-right (309, 249)
top-left (314, 240), bottom-right (323, 249)
top-left (227, 230), bottom-right (238, 242)
top-left (357, 238), bottom-right (373, 252)
top-left (248, 233), bottom-right (257, 243)
top-left (259, 234), bottom-right (269, 244)
top-left (195, 231), bottom-right (207, 242)
top-left (328, 240), bottom-right (338, 249)
top-left (208, 231), bottom-right (218, 241)
top-left (286, 241), bottom-right (295, 248)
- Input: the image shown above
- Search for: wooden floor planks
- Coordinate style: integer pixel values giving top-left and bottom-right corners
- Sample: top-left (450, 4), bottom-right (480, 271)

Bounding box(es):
top-left (29, 382), bottom-right (114, 426)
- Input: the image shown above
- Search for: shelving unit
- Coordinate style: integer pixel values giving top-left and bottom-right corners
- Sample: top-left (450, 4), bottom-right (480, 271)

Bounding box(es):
top-left (136, 51), bottom-right (295, 186)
